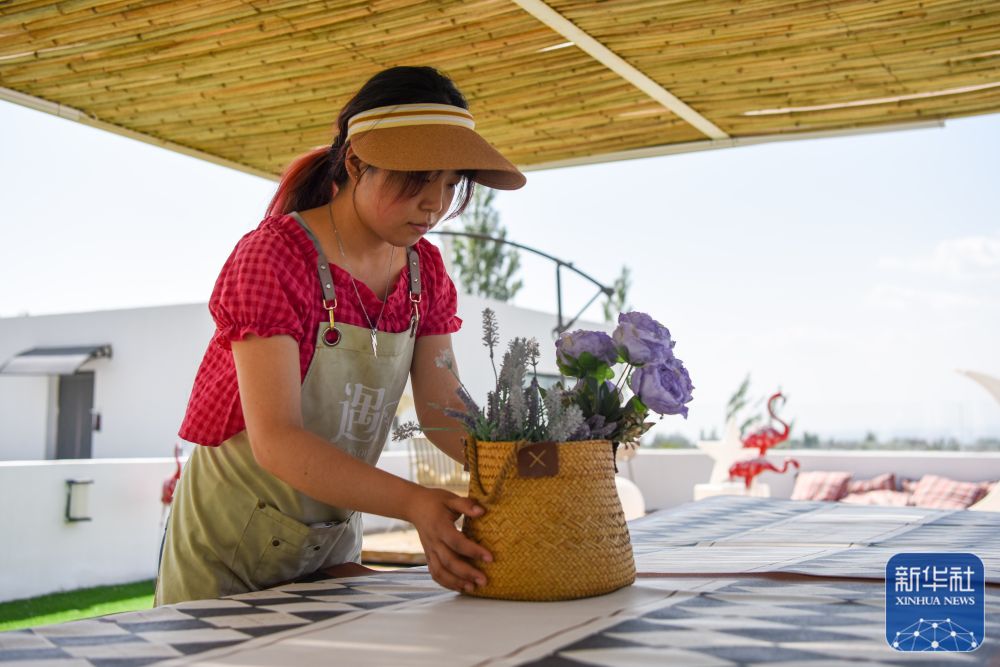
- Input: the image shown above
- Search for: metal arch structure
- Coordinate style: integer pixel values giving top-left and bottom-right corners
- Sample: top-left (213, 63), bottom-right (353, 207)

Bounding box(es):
top-left (429, 230), bottom-right (613, 336)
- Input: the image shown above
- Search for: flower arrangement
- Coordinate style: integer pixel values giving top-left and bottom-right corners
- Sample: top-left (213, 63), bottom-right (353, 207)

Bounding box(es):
top-left (394, 308), bottom-right (692, 601)
top-left (398, 308), bottom-right (694, 447)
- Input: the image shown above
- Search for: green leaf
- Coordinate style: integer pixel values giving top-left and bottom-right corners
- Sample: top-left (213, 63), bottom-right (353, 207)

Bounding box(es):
top-left (599, 383), bottom-right (621, 415)
top-left (627, 395), bottom-right (647, 414)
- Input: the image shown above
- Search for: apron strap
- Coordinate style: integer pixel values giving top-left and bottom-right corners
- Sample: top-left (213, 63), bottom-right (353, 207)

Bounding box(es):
top-left (406, 246), bottom-right (421, 336)
top-left (290, 210), bottom-right (423, 337)
top-left (290, 212), bottom-right (337, 305)
top-left (406, 246), bottom-right (421, 297)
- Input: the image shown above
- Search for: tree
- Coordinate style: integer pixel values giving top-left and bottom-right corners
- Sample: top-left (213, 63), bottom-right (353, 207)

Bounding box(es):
top-left (602, 265), bottom-right (632, 322)
top-left (450, 188), bottom-right (523, 301)
top-left (647, 432), bottom-right (695, 449)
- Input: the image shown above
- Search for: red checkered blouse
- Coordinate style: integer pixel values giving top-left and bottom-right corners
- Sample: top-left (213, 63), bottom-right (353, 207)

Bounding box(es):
top-left (178, 213), bottom-right (462, 446)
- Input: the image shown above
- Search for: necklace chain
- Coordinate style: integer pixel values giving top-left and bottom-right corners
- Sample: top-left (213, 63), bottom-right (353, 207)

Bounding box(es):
top-left (327, 203), bottom-right (395, 354)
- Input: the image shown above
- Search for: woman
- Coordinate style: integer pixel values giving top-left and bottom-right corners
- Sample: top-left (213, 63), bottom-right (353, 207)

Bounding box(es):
top-left (155, 65), bottom-right (526, 605)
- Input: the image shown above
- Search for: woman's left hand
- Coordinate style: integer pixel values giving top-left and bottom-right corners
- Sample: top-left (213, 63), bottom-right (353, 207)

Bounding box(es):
top-left (406, 487), bottom-right (493, 593)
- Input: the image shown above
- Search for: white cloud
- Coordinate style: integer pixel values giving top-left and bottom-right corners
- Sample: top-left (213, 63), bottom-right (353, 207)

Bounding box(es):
top-left (866, 284), bottom-right (991, 311)
top-left (878, 233), bottom-right (1000, 279)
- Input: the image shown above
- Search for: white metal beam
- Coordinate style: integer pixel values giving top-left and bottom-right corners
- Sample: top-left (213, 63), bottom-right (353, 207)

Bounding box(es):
top-left (513, 0), bottom-right (729, 140)
top-left (1, 87), bottom-right (279, 181)
top-left (519, 120), bottom-right (944, 172)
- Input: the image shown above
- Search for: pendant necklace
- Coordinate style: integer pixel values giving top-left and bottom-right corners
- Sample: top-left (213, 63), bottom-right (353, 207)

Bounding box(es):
top-left (328, 203), bottom-right (395, 357)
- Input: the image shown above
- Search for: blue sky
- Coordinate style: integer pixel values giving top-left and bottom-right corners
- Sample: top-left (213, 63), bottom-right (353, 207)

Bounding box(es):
top-left (2, 100), bottom-right (998, 443)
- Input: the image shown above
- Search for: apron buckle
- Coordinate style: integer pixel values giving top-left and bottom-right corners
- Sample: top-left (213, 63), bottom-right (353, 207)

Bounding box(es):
top-left (323, 298), bottom-right (341, 346)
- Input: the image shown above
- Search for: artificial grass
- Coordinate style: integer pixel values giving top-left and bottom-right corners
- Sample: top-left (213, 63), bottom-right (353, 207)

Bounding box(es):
top-left (0, 579), bottom-right (154, 632)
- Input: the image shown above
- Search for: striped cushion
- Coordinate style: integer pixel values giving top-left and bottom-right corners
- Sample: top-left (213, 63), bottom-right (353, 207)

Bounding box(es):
top-left (790, 471), bottom-right (852, 501)
top-left (909, 475), bottom-right (989, 510)
top-left (841, 489), bottom-right (911, 506)
top-left (847, 472), bottom-right (896, 494)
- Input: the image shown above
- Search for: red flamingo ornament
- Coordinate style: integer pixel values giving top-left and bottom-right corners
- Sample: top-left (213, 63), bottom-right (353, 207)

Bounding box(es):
top-left (728, 456), bottom-right (800, 489)
top-left (161, 443), bottom-right (182, 506)
top-left (742, 391), bottom-right (790, 456)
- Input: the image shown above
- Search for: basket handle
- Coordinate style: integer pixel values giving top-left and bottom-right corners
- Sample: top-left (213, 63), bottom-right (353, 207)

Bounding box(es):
top-left (466, 438), bottom-right (521, 507)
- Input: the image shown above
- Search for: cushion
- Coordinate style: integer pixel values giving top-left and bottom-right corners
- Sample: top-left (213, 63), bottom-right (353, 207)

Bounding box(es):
top-left (900, 478), bottom-right (919, 494)
top-left (841, 489), bottom-right (911, 506)
top-left (847, 472), bottom-right (896, 495)
top-left (909, 474), bottom-right (989, 510)
top-left (790, 471), bottom-right (852, 501)
top-left (970, 481), bottom-right (1000, 512)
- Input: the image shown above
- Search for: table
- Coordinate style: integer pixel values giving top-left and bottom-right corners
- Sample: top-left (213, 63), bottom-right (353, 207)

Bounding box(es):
top-left (3, 496), bottom-right (998, 666)
top-left (693, 480), bottom-right (770, 500)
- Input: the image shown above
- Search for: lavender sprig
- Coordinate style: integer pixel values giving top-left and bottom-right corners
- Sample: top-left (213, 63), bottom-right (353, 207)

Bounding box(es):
top-left (443, 407), bottom-right (479, 431)
top-left (392, 421), bottom-right (423, 441)
top-left (525, 377), bottom-right (542, 440)
top-left (482, 307), bottom-right (500, 387)
top-left (544, 387), bottom-right (585, 442)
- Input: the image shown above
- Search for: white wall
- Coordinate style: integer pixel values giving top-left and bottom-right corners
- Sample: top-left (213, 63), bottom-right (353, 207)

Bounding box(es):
top-left (0, 452), bottom-right (413, 603)
top-left (0, 298), bottom-right (607, 461)
top-left (0, 304), bottom-right (212, 460)
top-left (0, 375), bottom-right (50, 460)
top-left (0, 458), bottom-right (178, 603)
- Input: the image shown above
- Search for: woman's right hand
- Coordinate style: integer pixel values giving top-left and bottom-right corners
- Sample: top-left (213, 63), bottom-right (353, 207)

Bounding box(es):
top-left (406, 487), bottom-right (493, 593)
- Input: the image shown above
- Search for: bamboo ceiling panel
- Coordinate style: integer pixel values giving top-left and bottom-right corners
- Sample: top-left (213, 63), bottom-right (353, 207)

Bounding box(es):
top-left (2, 0), bottom-right (998, 177)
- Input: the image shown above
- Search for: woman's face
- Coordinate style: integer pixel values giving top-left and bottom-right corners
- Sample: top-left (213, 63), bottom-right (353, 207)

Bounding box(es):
top-left (353, 167), bottom-right (462, 247)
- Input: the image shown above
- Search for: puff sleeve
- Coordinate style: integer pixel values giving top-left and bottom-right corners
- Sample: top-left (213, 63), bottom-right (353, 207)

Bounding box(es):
top-left (208, 226), bottom-right (313, 350)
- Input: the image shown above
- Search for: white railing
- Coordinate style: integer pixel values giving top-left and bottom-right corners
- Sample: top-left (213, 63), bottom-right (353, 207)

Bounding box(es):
top-left (2, 448), bottom-right (998, 602)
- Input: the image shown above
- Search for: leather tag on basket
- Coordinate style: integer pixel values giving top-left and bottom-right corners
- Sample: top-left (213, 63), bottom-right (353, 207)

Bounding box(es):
top-left (517, 442), bottom-right (558, 478)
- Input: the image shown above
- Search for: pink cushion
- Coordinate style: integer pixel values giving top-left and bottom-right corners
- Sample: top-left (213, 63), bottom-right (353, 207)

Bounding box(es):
top-left (847, 472), bottom-right (896, 494)
top-left (909, 474), bottom-right (989, 509)
top-left (841, 489), bottom-right (911, 506)
top-left (791, 471), bottom-right (852, 501)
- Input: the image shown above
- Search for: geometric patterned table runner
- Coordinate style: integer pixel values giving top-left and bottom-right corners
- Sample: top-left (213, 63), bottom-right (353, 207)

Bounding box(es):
top-left (8, 574), bottom-right (994, 666)
top-left (3, 496), bottom-right (997, 666)
top-left (631, 495), bottom-right (1000, 583)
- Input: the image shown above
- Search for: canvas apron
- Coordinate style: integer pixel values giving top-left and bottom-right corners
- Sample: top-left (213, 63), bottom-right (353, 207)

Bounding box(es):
top-left (155, 212), bottom-right (422, 606)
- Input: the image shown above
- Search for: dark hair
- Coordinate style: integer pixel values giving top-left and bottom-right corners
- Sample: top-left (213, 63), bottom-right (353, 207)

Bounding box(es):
top-left (265, 66), bottom-right (476, 219)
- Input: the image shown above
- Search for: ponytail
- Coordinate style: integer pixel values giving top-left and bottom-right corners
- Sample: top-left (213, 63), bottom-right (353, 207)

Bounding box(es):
top-left (264, 143), bottom-right (340, 218)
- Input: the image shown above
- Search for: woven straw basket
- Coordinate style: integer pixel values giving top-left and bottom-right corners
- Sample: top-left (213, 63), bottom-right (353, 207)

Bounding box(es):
top-left (461, 439), bottom-right (635, 601)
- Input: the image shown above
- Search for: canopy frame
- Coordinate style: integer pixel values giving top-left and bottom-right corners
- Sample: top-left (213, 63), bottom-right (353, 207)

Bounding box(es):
top-left (0, 345), bottom-right (113, 376)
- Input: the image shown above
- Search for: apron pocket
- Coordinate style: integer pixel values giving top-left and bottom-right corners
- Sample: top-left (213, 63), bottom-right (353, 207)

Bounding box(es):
top-left (305, 517), bottom-right (353, 570)
top-left (231, 500), bottom-right (313, 592)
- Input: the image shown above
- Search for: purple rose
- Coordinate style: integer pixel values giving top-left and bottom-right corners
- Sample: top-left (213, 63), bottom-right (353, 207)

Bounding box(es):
top-left (571, 379), bottom-right (617, 394)
top-left (556, 330), bottom-right (619, 368)
top-left (613, 312), bottom-right (675, 365)
top-left (629, 357), bottom-right (694, 418)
